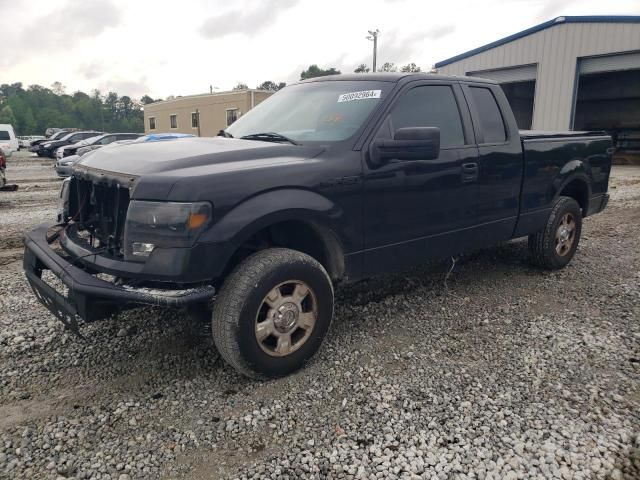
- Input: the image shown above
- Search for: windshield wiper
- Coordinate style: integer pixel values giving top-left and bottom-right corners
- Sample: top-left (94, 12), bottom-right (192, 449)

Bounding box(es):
top-left (240, 132), bottom-right (299, 145)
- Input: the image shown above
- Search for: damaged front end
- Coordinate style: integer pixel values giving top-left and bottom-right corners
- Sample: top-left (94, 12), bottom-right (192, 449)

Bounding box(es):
top-left (23, 167), bottom-right (216, 333)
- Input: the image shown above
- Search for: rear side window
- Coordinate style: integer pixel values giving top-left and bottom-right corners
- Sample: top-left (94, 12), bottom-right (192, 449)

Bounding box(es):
top-left (470, 87), bottom-right (507, 143)
top-left (0, 131), bottom-right (9, 140)
top-left (390, 85), bottom-right (465, 148)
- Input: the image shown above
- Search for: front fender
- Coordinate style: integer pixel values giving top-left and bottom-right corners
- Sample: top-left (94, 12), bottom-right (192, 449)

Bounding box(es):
top-left (199, 188), bottom-right (342, 246)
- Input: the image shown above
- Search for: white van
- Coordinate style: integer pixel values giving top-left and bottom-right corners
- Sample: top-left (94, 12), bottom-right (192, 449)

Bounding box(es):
top-left (0, 125), bottom-right (18, 156)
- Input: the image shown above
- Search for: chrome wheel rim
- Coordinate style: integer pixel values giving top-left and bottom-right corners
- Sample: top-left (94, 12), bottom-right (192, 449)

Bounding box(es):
top-left (255, 280), bottom-right (318, 357)
top-left (555, 213), bottom-right (576, 256)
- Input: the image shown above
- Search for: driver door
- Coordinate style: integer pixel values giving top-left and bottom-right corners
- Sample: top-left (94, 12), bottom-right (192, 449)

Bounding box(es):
top-left (361, 81), bottom-right (480, 276)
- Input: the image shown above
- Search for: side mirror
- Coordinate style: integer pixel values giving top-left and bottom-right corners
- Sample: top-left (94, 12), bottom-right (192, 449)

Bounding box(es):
top-left (369, 127), bottom-right (440, 167)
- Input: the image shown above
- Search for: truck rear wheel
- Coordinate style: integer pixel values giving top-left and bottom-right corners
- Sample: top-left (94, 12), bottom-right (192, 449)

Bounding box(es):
top-left (528, 196), bottom-right (582, 270)
top-left (212, 248), bottom-right (334, 379)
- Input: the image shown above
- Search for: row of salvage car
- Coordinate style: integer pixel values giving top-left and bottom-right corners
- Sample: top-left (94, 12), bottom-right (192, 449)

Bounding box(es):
top-left (53, 132), bottom-right (195, 177)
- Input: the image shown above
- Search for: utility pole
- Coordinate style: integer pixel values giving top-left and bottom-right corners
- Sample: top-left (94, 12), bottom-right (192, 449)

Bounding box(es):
top-left (366, 29), bottom-right (380, 72)
top-left (195, 108), bottom-right (201, 137)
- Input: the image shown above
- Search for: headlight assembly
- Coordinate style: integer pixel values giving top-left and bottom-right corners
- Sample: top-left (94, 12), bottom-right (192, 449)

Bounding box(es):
top-left (123, 201), bottom-right (212, 260)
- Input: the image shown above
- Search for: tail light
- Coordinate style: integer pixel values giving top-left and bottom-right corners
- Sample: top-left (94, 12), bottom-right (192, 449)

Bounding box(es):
top-left (0, 151), bottom-right (6, 169)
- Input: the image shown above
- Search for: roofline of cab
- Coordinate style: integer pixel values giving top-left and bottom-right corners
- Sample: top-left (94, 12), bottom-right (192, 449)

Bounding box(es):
top-left (294, 72), bottom-right (497, 86)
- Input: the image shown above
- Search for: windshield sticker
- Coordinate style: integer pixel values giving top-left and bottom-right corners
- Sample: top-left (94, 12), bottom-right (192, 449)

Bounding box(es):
top-left (337, 90), bottom-right (382, 103)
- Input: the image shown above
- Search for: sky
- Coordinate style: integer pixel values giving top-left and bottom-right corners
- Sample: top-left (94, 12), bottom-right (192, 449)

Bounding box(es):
top-left (1, 0), bottom-right (639, 100)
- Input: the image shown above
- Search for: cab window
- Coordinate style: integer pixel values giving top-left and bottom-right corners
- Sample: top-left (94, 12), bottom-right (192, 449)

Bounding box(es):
top-left (469, 87), bottom-right (507, 143)
top-left (390, 85), bottom-right (466, 148)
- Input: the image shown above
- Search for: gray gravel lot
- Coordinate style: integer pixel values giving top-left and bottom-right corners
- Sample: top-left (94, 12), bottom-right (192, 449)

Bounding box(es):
top-left (0, 150), bottom-right (639, 479)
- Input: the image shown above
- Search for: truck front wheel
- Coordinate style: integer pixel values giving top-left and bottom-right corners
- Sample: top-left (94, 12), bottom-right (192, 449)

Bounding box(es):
top-left (528, 196), bottom-right (583, 270)
top-left (212, 248), bottom-right (334, 379)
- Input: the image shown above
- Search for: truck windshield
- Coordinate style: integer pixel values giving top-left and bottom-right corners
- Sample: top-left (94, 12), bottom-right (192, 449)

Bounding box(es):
top-left (226, 80), bottom-right (392, 144)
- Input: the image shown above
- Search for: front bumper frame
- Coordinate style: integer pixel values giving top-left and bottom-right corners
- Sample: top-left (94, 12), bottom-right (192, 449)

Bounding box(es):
top-left (24, 222), bottom-right (216, 332)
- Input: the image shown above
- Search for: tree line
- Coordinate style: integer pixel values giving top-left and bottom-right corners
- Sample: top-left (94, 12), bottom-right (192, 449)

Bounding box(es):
top-left (0, 82), bottom-right (160, 135)
top-left (240, 62), bottom-right (423, 92)
top-left (1, 62), bottom-right (423, 135)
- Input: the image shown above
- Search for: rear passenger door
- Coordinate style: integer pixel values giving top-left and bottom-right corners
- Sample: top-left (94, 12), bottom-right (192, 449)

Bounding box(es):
top-left (461, 83), bottom-right (524, 244)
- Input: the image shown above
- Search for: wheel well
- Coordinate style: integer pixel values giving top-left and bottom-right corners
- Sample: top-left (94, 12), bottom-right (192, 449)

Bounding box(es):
top-left (223, 220), bottom-right (345, 282)
top-left (560, 179), bottom-right (589, 216)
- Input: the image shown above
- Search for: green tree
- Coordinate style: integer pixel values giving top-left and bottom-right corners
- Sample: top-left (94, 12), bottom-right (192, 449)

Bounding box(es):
top-left (257, 81), bottom-right (286, 91)
top-left (379, 62), bottom-right (397, 72)
top-left (354, 64), bottom-right (370, 73)
top-left (400, 63), bottom-right (421, 73)
top-left (233, 82), bottom-right (249, 91)
top-left (0, 106), bottom-right (17, 125)
top-left (22, 108), bottom-right (37, 133)
top-left (0, 82), bottom-right (146, 134)
top-left (51, 81), bottom-right (66, 95)
top-left (118, 96), bottom-right (133, 118)
top-left (7, 95), bottom-right (28, 132)
top-left (299, 65), bottom-right (341, 80)
top-left (140, 95), bottom-right (156, 105)
top-left (0, 83), bottom-right (24, 99)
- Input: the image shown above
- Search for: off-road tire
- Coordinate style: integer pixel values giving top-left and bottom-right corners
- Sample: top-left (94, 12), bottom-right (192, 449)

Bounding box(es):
top-left (212, 248), bottom-right (334, 379)
top-left (528, 196), bottom-right (582, 270)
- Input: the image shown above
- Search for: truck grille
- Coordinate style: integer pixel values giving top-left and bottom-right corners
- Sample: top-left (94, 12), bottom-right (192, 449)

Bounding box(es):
top-left (69, 177), bottom-right (131, 256)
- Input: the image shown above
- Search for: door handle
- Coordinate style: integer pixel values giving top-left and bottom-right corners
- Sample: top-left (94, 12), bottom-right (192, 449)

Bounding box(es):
top-left (461, 162), bottom-right (479, 183)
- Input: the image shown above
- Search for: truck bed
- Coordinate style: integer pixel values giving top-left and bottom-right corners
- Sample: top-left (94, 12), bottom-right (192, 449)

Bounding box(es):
top-left (515, 130), bottom-right (612, 238)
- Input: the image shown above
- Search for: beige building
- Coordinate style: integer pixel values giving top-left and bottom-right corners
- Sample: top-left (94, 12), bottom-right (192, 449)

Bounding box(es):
top-left (143, 89), bottom-right (273, 137)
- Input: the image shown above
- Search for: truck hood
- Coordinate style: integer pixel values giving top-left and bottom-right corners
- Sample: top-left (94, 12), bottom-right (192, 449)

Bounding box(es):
top-left (75, 137), bottom-right (324, 177)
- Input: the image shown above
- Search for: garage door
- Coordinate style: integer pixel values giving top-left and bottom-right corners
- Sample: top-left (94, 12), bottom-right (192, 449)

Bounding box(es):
top-left (467, 64), bottom-right (537, 83)
top-left (579, 51), bottom-right (640, 74)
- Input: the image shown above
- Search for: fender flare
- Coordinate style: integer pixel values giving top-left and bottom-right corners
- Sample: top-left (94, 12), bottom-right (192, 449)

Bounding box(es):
top-left (198, 188), bottom-right (346, 277)
top-left (553, 160), bottom-right (591, 195)
top-left (552, 162), bottom-right (592, 213)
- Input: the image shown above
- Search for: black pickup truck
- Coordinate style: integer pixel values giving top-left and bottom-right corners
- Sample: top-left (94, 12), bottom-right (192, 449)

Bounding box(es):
top-left (24, 73), bottom-right (612, 379)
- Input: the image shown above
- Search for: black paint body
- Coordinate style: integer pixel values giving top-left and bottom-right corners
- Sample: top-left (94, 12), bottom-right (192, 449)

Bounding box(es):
top-left (23, 74), bottom-right (612, 322)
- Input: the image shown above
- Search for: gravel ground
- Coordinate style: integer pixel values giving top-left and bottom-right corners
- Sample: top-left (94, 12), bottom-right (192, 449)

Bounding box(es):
top-left (0, 150), bottom-right (639, 480)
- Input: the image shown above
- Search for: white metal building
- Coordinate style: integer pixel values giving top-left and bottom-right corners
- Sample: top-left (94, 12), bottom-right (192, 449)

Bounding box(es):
top-left (435, 16), bottom-right (640, 146)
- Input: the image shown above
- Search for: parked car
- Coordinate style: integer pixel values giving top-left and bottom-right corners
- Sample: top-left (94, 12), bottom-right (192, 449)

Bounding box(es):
top-left (24, 73), bottom-right (612, 379)
top-left (45, 128), bottom-right (64, 137)
top-left (55, 134), bottom-right (182, 177)
top-left (29, 130), bottom-right (69, 153)
top-left (54, 154), bottom-right (81, 177)
top-left (18, 136), bottom-right (45, 149)
top-left (57, 133), bottom-right (142, 159)
top-left (45, 127), bottom-right (80, 138)
top-left (39, 131), bottom-right (102, 158)
top-left (130, 133), bottom-right (194, 142)
top-left (56, 135), bottom-right (104, 160)
top-left (0, 125), bottom-right (18, 155)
